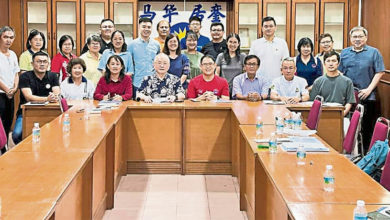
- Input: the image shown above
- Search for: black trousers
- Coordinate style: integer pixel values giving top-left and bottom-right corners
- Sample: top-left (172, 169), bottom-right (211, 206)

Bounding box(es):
top-left (0, 93), bottom-right (14, 141)
top-left (361, 100), bottom-right (379, 153)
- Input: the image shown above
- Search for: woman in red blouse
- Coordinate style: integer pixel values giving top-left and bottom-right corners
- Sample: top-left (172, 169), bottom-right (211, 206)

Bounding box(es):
top-left (51, 35), bottom-right (77, 82)
top-left (94, 55), bottom-right (132, 101)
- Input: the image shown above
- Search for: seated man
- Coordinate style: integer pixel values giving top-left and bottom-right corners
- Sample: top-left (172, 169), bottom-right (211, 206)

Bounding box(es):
top-left (270, 57), bottom-right (309, 103)
top-left (137, 53), bottom-right (185, 103)
top-left (12, 51), bottom-right (60, 144)
top-left (187, 55), bottom-right (229, 101)
top-left (232, 55), bottom-right (270, 101)
top-left (310, 50), bottom-right (356, 116)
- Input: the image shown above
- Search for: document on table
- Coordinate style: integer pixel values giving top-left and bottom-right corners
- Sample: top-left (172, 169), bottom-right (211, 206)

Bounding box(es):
top-left (213, 99), bottom-right (232, 103)
top-left (98, 100), bottom-right (121, 107)
top-left (25, 101), bottom-right (49, 106)
top-left (281, 136), bottom-right (329, 152)
top-left (263, 100), bottom-right (285, 105)
top-left (283, 128), bottom-right (317, 136)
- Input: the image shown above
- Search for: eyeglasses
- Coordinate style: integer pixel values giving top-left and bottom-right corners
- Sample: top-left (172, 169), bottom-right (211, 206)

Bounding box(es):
top-left (201, 62), bottom-right (214, 66)
top-left (282, 67), bottom-right (295, 70)
top-left (35, 60), bottom-right (49, 64)
top-left (245, 63), bottom-right (258, 67)
top-left (320, 40), bottom-right (332, 45)
top-left (211, 29), bottom-right (223, 32)
top-left (351, 35), bottom-right (365, 39)
top-left (101, 25), bottom-right (114, 29)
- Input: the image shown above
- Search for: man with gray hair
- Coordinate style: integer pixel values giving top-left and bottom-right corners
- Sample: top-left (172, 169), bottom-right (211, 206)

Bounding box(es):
top-left (270, 57), bottom-right (309, 104)
top-left (339, 26), bottom-right (385, 151)
top-left (0, 26), bottom-right (20, 152)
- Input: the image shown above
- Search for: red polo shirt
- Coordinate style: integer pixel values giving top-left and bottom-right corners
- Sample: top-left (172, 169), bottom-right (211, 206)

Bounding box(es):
top-left (94, 75), bottom-right (133, 101)
top-left (187, 74), bottom-right (229, 98)
top-left (51, 52), bottom-right (77, 81)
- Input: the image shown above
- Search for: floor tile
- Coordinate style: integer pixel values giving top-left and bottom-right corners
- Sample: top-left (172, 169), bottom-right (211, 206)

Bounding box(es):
top-left (206, 175), bottom-right (236, 193)
top-left (177, 205), bottom-right (210, 220)
top-left (143, 206), bottom-right (177, 220)
top-left (208, 192), bottom-right (240, 208)
top-left (209, 206), bottom-right (246, 220)
top-left (145, 192), bottom-right (178, 208)
top-left (113, 192), bottom-right (147, 209)
top-left (177, 192), bottom-right (208, 206)
top-left (108, 208), bottom-right (144, 220)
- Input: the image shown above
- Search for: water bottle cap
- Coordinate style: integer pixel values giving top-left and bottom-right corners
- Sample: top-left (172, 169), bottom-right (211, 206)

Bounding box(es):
top-left (34, 122), bottom-right (39, 127)
top-left (257, 116), bottom-right (262, 120)
top-left (357, 200), bottom-right (365, 206)
top-left (326, 165), bottom-right (333, 170)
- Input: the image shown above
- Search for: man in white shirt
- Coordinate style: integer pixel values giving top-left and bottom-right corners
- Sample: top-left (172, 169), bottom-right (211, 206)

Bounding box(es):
top-left (270, 57), bottom-right (309, 104)
top-left (249, 16), bottom-right (289, 80)
top-left (0, 26), bottom-right (20, 150)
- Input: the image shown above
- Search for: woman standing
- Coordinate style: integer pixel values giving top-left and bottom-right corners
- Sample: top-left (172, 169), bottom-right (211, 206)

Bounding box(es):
top-left (216, 33), bottom-right (246, 93)
top-left (163, 33), bottom-right (190, 87)
top-left (182, 31), bottom-right (203, 82)
top-left (80, 35), bottom-right (102, 86)
top-left (51, 35), bottom-right (77, 81)
top-left (19, 29), bottom-right (49, 73)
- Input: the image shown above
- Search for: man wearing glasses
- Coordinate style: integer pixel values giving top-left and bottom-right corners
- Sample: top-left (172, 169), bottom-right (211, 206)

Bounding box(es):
top-left (201, 22), bottom-right (227, 60)
top-left (316, 33), bottom-right (336, 75)
top-left (232, 55), bottom-right (270, 101)
top-left (81, 19), bottom-right (115, 54)
top-left (180, 16), bottom-right (210, 52)
top-left (12, 51), bottom-right (60, 144)
top-left (339, 26), bottom-right (385, 151)
top-left (187, 55), bottom-right (229, 101)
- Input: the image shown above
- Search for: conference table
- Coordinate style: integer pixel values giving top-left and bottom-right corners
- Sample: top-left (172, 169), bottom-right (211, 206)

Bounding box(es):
top-left (0, 100), bottom-right (385, 219)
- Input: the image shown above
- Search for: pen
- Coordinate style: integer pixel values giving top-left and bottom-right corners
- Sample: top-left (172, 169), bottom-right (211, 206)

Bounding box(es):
top-left (257, 145), bottom-right (269, 149)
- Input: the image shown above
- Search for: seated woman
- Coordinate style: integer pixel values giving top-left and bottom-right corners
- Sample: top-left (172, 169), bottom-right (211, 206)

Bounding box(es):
top-left (51, 35), bottom-right (77, 82)
top-left (97, 30), bottom-right (133, 75)
top-left (19, 29), bottom-right (50, 73)
top-left (60, 58), bottom-right (95, 100)
top-left (94, 55), bottom-right (132, 101)
top-left (137, 53), bottom-right (185, 103)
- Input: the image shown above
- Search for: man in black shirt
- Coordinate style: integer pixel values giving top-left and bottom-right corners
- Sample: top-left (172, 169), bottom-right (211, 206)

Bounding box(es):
top-left (81, 18), bottom-right (115, 55)
top-left (12, 51), bottom-right (60, 144)
top-left (201, 22), bottom-right (227, 60)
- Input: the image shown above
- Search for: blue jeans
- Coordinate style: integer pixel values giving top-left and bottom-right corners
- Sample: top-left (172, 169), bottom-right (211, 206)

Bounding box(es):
top-left (12, 114), bottom-right (23, 145)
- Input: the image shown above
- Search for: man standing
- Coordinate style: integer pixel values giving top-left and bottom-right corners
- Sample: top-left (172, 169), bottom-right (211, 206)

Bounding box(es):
top-left (81, 19), bottom-right (115, 54)
top-left (201, 22), bottom-right (227, 60)
top-left (154, 20), bottom-right (170, 52)
top-left (339, 26), bottom-right (385, 150)
top-left (0, 26), bottom-right (19, 150)
top-left (187, 55), bottom-right (229, 101)
top-left (128, 18), bottom-right (160, 97)
top-left (180, 16), bottom-right (210, 51)
top-left (270, 57), bottom-right (309, 104)
top-left (12, 51), bottom-right (60, 144)
top-left (232, 55), bottom-right (270, 101)
top-left (311, 51), bottom-right (355, 116)
top-left (249, 16), bottom-right (289, 80)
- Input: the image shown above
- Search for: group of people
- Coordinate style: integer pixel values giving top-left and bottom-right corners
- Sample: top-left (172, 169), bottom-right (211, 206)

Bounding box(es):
top-left (0, 15), bottom-right (385, 154)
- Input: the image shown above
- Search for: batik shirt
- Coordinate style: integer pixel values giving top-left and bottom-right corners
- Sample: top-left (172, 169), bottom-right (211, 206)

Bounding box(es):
top-left (138, 73), bottom-right (185, 98)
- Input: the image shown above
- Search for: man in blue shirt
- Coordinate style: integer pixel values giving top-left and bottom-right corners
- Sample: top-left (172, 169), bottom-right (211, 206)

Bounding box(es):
top-left (180, 16), bottom-right (210, 52)
top-left (128, 17), bottom-right (160, 98)
top-left (339, 26), bottom-right (385, 152)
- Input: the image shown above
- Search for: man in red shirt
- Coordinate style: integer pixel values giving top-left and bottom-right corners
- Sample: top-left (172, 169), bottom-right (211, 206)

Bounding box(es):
top-left (187, 55), bottom-right (229, 100)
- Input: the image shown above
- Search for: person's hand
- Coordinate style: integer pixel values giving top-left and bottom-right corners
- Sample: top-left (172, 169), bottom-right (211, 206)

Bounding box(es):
top-left (166, 95), bottom-right (176, 103)
top-left (143, 96), bottom-right (152, 103)
top-left (358, 88), bottom-right (372, 100)
top-left (205, 92), bottom-right (217, 101)
top-left (112, 94), bottom-right (123, 101)
top-left (103, 94), bottom-right (109, 101)
top-left (47, 92), bottom-right (58, 102)
top-left (251, 92), bottom-right (261, 101)
top-left (286, 97), bottom-right (300, 104)
top-left (126, 72), bottom-right (134, 77)
top-left (6, 88), bottom-right (16, 99)
top-left (197, 93), bottom-right (207, 101)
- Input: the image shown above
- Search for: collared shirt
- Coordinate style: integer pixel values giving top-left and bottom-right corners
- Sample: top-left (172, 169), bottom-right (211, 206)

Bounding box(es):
top-left (201, 39), bottom-right (227, 60)
top-left (80, 51), bottom-right (102, 86)
top-left (51, 52), bottom-right (77, 82)
top-left (271, 75), bottom-right (308, 98)
top-left (187, 74), bottom-right (229, 98)
top-left (60, 76), bottom-right (95, 100)
top-left (128, 37), bottom-right (160, 88)
top-left (81, 36), bottom-right (112, 55)
top-left (232, 72), bottom-right (270, 97)
top-left (339, 45), bottom-right (385, 100)
top-left (249, 37), bottom-right (289, 80)
top-left (180, 35), bottom-right (210, 52)
top-left (94, 75), bottom-right (133, 101)
top-left (138, 73), bottom-right (185, 98)
top-left (98, 49), bottom-right (134, 74)
top-left (19, 50), bottom-right (51, 72)
top-left (0, 50), bottom-right (20, 93)
top-left (295, 54), bottom-right (322, 86)
top-left (183, 50), bottom-right (203, 80)
top-left (18, 71), bottom-right (59, 114)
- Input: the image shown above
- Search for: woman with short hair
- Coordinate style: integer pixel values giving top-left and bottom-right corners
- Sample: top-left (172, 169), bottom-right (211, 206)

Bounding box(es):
top-left (51, 35), bottom-right (77, 81)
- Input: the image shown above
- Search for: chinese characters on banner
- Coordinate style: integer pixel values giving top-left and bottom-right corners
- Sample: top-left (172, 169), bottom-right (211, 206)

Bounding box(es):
top-left (138, 2), bottom-right (227, 40)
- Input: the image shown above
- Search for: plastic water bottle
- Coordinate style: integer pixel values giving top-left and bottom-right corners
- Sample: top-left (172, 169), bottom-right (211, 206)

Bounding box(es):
top-left (353, 200), bottom-right (367, 220)
top-left (323, 165), bottom-right (335, 192)
top-left (63, 113), bottom-right (70, 133)
top-left (296, 144), bottom-right (306, 165)
top-left (275, 116), bottom-right (284, 135)
top-left (284, 112), bottom-right (292, 129)
top-left (269, 132), bottom-right (277, 154)
top-left (32, 122), bottom-right (40, 143)
top-left (255, 117), bottom-right (263, 141)
top-left (294, 112), bottom-right (303, 130)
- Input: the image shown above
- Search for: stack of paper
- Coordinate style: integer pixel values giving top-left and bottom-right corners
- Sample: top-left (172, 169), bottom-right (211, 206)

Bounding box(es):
top-left (283, 129), bottom-right (317, 136)
top-left (263, 100), bottom-right (285, 105)
top-left (281, 136), bottom-right (329, 152)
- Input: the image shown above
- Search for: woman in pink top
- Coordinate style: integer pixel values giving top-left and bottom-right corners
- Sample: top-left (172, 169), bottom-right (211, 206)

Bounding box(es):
top-left (51, 35), bottom-right (77, 82)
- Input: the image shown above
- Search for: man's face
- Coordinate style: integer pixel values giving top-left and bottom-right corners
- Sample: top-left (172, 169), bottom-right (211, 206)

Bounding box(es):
top-left (32, 55), bottom-right (49, 73)
top-left (350, 30), bottom-right (367, 49)
top-left (153, 55), bottom-right (170, 75)
top-left (200, 57), bottom-right (216, 76)
top-left (319, 36), bottom-right (334, 53)
top-left (157, 21), bottom-right (170, 38)
top-left (281, 61), bottom-right (296, 81)
top-left (244, 58), bottom-right (259, 76)
top-left (262, 20), bottom-right (276, 38)
top-left (324, 55), bottom-right (339, 72)
top-left (100, 21), bottom-right (115, 40)
top-left (210, 25), bottom-right (224, 41)
top-left (139, 21), bottom-right (152, 39)
top-left (0, 31), bottom-right (15, 49)
top-left (189, 20), bottom-right (201, 34)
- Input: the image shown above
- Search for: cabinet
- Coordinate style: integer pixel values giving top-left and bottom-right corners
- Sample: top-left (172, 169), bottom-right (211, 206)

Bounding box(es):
top-left (110, 0), bottom-right (137, 43)
top-left (81, 0), bottom-right (109, 45)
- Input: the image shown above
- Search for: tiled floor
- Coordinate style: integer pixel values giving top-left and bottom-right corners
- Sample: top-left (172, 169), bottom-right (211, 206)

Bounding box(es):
top-left (103, 174), bottom-right (248, 220)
